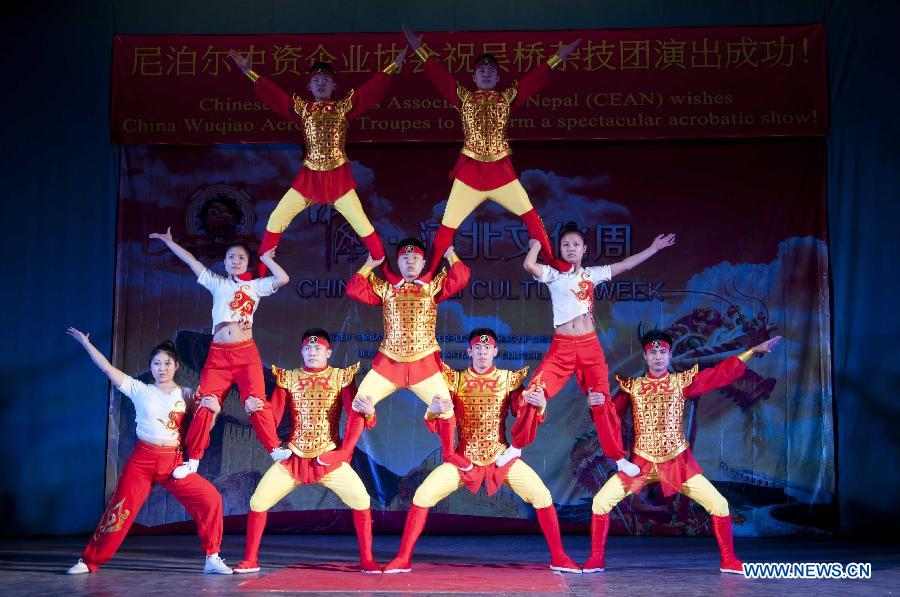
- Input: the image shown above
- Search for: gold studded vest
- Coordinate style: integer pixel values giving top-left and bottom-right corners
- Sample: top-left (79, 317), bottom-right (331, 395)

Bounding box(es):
top-left (272, 363), bottom-right (359, 458)
top-left (616, 365), bottom-right (698, 463)
top-left (293, 90), bottom-right (354, 171)
top-left (443, 365), bottom-right (528, 465)
top-left (457, 83), bottom-right (518, 162)
top-left (370, 270), bottom-right (448, 362)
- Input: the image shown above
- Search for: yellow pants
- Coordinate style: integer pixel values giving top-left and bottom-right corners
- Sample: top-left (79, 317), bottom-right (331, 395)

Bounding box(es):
top-left (249, 461), bottom-right (370, 512)
top-left (441, 178), bottom-right (534, 228)
top-left (356, 368), bottom-right (454, 419)
top-left (591, 468), bottom-right (729, 517)
top-left (412, 460), bottom-right (553, 509)
top-left (266, 188), bottom-right (375, 238)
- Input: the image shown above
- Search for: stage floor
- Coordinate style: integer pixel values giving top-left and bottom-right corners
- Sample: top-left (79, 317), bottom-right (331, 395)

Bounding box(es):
top-left (0, 534), bottom-right (897, 596)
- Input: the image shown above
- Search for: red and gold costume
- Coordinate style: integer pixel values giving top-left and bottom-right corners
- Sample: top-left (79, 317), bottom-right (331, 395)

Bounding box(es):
top-left (235, 362), bottom-right (382, 573)
top-left (583, 351), bottom-right (756, 574)
top-left (345, 254), bottom-right (470, 409)
top-left (245, 64), bottom-right (401, 265)
top-left (416, 50), bottom-right (571, 275)
top-left (383, 364), bottom-right (579, 573)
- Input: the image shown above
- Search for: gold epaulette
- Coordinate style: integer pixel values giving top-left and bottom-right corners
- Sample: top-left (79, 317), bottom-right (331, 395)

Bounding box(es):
top-left (508, 366), bottom-right (529, 392)
top-left (675, 364), bottom-right (700, 387)
top-left (339, 362), bottom-right (361, 388)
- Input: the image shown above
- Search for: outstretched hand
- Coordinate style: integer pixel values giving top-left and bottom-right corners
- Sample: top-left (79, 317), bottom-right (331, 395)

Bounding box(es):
top-left (443, 245), bottom-right (456, 260)
top-left (259, 247), bottom-right (277, 262)
top-left (352, 395), bottom-right (375, 416)
top-left (587, 387), bottom-right (606, 407)
top-left (66, 326), bottom-right (91, 346)
top-left (365, 254), bottom-right (385, 268)
top-left (751, 335), bottom-right (783, 355)
top-left (402, 24), bottom-right (424, 51)
top-left (558, 38), bottom-right (582, 61)
top-left (149, 227), bottom-right (173, 244)
top-left (227, 49), bottom-right (251, 74)
top-left (650, 233), bottom-right (676, 252)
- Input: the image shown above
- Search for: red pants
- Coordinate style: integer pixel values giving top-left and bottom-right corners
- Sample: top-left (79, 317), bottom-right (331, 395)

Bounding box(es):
top-left (183, 339), bottom-right (279, 460)
top-left (81, 441), bottom-right (223, 571)
top-left (530, 332), bottom-right (625, 460)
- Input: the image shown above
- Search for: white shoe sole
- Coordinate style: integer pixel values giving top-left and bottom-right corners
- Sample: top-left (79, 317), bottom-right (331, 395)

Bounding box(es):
top-left (360, 569), bottom-right (383, 574)
top-left (383, 568), bottom-right (411, 574)
top-left (582, 567), bottom-right (605, 573)
top-left (720, 567), bottom-right (744, 575)
top-left (233, 567), bottom-right (260, 574)
top-left (204, 568), bottom-right (234, 575)
top-left (550, 565), bottom-right (582, 573)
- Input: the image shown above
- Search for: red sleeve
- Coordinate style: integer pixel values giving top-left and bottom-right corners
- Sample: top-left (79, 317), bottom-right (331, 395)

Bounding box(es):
top-left (269, 387), bottom-right (288, 428)
top-left (423, 58), bottom-right (463, 108)
top-left (683, 356), bottom-right (747, 398)
top-left (340, 383), bottom-right (376, 430)
top-left (338, 384), bottom-right (371, 455)
top-left (254, 76), bottom-right (300, 123)
top-left (612, 391), bottom-right (630, 418)
top-left (346, 273), bottom-right (383, 305)
top-left (510, 403), bottom-right (546, 449)
top-left (511, 62), bottom-right (552, 110)
top-left (348, 72), bottom-right (391, 119)
top-left (435, 261), bottom-right (470, 303)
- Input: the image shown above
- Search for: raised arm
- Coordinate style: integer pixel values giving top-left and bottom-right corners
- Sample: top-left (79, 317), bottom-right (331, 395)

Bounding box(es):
top-left (66, 327), bottom-right (127, 388)
top-left (228, 50), bottom-right (299, 123)
top-left (684, 336), bottom-right (783, 398)
top-left (435, 247), bottom-right (470, 302)
top-left (523, 238), bottom-right (544, 277)
top-left (512, 38), bottom-right (581, 110)
top-left (608, 233), bottom-right (676, 278)
top-left (348, 46), bottom-right (409, 119)
top-left (149, 227), bottom-right (206, 278)
top-left (346, 254), bottom-right (386, 305)
top-left (403, 25), bottom-right (461, 107)
top-left (258, 248), bottom-right (290, 290)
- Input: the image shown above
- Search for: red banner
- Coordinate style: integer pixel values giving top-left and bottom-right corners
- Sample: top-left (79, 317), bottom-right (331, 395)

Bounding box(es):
top-left (112, 25), bottom-right (827, 144)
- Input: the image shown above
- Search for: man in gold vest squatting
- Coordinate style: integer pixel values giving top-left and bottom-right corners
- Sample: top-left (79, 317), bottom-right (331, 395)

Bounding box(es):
top-left (583, 330), bottom-right (783, 575)
top-left (383, 328), bottom-right (581, 574)
top-left (400, 25), bottom-right (581, 280)
top-left (228, 47), bottom-right (408, 276)
top-left (346, 238), bottom-right (470, 468)
top-left (235, 329), bottom-right (380, 574)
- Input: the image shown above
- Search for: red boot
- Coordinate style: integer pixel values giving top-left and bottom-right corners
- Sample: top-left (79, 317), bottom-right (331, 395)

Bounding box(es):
top-left (519, 209), bottom-right (572, 273)
top-left (712, 514), bottom-right (744, 574)
top-left (535, 505), bottom-right (581, 573)
top-left (233, 510), bottom-right (267, 573)
top-left (383, 505), bottom-right (429, 573)
top-left (582, 513), bottom-right (609, 573)
top-left (256, 230), bottom-right (282, 277)
top-left (352, 509), bottom-right (381, 573)
top-left (426, 224), bottom-right (456, 277)
top-left (436, 416), bottom-right (473, 470)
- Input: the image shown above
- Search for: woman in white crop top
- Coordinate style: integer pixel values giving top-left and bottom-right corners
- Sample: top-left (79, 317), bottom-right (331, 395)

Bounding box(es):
top-left (149, 228), bottom-right (292, 480)
top-left (64, 328), bottom-right (232, 575)
top-left (510, 222), bottom-right (675, 477)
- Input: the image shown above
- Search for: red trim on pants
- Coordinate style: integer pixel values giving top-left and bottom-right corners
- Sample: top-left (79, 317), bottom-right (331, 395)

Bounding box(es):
top-left (530, 332), bottom-right (624, 460)
top-left (182, 339), bottom-right (279, 460)
top-left (81, 441), bottom-right (223, 571)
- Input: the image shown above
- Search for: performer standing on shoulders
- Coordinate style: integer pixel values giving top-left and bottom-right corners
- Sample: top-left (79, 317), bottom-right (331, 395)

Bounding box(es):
top-left (234, 329), bottom-right (381, 574)
top-left (64, 330), bottom-right (232, 575)
top-left (401, 25), bottom-right (580, 278)
top-left (228, 47), bottom-right (408, 276)
top-left (150, 228), bottom-right (292, 479)
top-left (384, 328), bottom-right (580, 574)
top-left (497, 223), bottom-right (675, 475)
top-left (346, 238), bottom-right (469, 464)
top-left (583, 330), bottom-right (782, 574)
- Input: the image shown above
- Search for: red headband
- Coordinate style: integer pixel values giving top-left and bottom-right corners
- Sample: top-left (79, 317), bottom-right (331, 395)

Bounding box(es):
top-left (644, 339), bottom-right (671, 352)
top-left (397, 244), bottom-right (425, 258)
top-left (470, 334), bottom-right (497, 348)
top-left (302, 335), bottom-right (330, 350)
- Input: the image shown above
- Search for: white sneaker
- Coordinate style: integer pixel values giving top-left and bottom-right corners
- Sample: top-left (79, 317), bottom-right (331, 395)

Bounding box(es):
top-left (270, 447), bottom-right (292, 462)
top-left (616, 458), bottom-right (641, 478)
top-left (496, 446), bottom-right (521, 468)
top-left (204, 553), bottom-right (233, 575)
top-left (172, 459), bottom-right (199, 479)
top-left (66, 559), bottom-right (90, 575)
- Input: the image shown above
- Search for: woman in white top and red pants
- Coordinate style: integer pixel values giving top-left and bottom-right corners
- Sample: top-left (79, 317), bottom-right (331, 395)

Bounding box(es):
top-left (65, 330), bottom-right (232, 575)
top-left (503, 223), bottom-right (676, 478)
